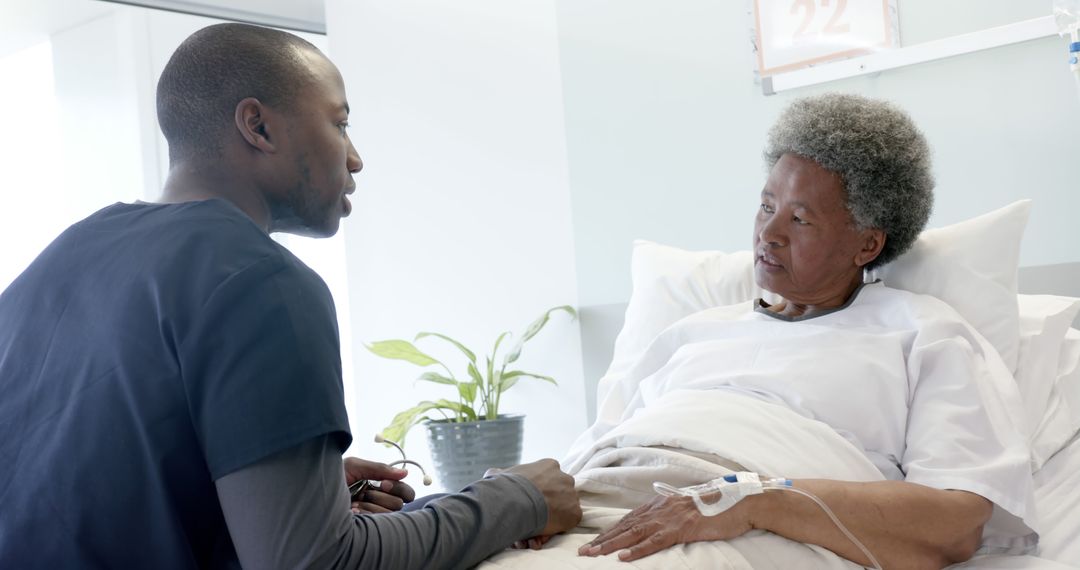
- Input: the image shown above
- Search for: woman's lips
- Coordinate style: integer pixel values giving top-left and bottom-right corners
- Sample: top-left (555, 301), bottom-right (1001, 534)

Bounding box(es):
top-left (756, 253), bottom-right (784, 270)
top-left (342, 194), bottom-right (352, 216)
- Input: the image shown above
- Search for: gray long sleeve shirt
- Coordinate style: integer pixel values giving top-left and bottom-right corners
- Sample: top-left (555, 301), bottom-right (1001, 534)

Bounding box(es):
top-left (215, 435), bottom-right (548, 569)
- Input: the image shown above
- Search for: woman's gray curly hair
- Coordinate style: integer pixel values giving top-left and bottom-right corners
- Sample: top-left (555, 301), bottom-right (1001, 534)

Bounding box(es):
top-left (764, 93), bottom-right (934, 270)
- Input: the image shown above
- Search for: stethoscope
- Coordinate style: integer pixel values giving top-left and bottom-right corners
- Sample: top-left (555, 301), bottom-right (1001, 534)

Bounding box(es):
top-left (348, 434), bottom-right (433, 500)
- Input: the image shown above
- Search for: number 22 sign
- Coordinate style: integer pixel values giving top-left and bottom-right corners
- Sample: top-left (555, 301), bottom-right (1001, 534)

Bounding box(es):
top-left (752, 0), bottom-right (897, 77)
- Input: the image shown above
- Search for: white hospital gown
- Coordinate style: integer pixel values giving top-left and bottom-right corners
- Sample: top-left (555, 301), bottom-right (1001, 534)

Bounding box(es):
top-left (575, 282), bottom-right (1037, 554)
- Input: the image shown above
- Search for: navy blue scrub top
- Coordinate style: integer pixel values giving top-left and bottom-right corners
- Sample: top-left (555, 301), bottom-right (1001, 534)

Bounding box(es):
top-left (0, 200), bottom-right (352, 568)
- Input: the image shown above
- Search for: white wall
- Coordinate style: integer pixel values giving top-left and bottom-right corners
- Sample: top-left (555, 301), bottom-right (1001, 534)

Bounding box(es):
top-left (325, 0), bottom-right (587, 489)
top-left (556, 0), bottom-right (1080, 307)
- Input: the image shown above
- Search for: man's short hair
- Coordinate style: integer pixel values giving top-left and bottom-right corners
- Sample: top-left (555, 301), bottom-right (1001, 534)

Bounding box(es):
top-left (156, 23), bottom-right (318, 162)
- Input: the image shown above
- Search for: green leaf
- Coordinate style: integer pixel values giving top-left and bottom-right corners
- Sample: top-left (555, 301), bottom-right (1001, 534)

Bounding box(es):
top-left (488, 332), bottom-right (509, 396)
top-left (500, 370), bottom-right (526, 382)
top-left (366, 340), bottom-right (439, 367)
top-left (416, 332), bottom-right (477, 364)
top-left (415, 372), bottom-right (457, 386)
top-left (467, 361), bottom-right (484, 385)
top-left (433, 398), bottom-right (478, 422)
top-left (458, 381), bottom-right (478, 404)
top-left (381, 399), bottom-right (478, 446)
top-left (499, 375), bottom-right (518, 393)
top-left (523, 372), bottom-right (558, 386)
top-left (502, 305), bottom-right (577, 366)
top-left (520, 305), bottom-right (577, 343)
top-left (491, 331), bottom-right (511, 362)
top-left (503, 343), bottom-right (523, 365)
top-left (498, 370), bottom-right (557, 393)
top-left (381, 401), bottom-right (440, 446)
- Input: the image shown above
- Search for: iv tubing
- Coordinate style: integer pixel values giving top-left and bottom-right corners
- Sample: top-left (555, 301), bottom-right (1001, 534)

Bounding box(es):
top-left (768, 486), bottom-right (883, 570)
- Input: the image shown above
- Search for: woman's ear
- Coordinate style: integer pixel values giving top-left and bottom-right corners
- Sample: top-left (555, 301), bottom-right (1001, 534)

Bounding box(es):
top-left (234, 97), bottom-right (276, 153)
top-left (855, 228), bottom-right (886, 268)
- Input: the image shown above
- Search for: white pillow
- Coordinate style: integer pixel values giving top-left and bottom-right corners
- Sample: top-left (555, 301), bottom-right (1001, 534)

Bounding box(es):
top-left (608, 201), bottom-right (1031, 377)
top-left (1032, 327), bottom-right (1080, 470)
top-left (1015, 295), bottom-right (1080, 466)
top-left (606, 243), bottom-right (770, 377)
top-left (873, 200), bottom-right (1031, 372)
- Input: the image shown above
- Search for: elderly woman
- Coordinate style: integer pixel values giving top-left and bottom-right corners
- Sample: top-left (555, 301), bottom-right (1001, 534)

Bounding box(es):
top-left (566, 94), bottom-right (1034, 569)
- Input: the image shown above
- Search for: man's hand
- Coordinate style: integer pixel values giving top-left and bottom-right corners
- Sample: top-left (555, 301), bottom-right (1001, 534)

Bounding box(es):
top-left (577, 494), bottom-right (756, 562)
top-left (343, 457), bottom-right (416, 514)
top-left (503, 459), bottom-right (582, 539)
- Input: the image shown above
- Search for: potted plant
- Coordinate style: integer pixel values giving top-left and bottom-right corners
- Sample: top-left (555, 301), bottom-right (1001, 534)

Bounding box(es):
top-left (366, 305), bottom-right (577, 491)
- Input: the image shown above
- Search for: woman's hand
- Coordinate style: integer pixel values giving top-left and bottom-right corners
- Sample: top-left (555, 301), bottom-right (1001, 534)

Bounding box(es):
top-left (577, 494), bottom-right (757, 562)
top-left (343, 457), bottom-right (416, 514)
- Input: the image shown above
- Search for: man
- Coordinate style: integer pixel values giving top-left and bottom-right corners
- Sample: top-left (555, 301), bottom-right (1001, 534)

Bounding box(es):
top-left (0, 23), bottom-right (580, 569)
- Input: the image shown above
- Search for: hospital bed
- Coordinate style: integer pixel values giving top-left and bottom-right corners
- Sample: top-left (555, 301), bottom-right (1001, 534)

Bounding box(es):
top-left (571, 263), bottom-right (1080, 569)
top-left (481, 201), bottom-right (1080, 568)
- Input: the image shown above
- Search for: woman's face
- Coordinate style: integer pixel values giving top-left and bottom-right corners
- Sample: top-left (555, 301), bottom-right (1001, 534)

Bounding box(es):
top-left (753, 153), bottom-right (883, 307)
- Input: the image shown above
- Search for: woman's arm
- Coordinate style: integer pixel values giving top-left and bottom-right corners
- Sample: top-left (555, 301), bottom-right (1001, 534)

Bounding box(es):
top-left (580, 478), bottom-right (992, 569)
top-left (754, 479), bottom-right (991, 568)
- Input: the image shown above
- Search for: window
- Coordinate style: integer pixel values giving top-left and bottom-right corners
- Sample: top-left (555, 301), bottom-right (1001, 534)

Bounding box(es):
top-left (0, 41), bottom-right (64, 293)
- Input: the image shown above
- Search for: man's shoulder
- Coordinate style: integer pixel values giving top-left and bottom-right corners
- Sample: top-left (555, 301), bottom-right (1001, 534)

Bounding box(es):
top-left (93, 199), bottom-right (287, 266)
top-left (85, 199), bottom-right (268, 243)
top-left (62, 199), bottom-right (317, 298)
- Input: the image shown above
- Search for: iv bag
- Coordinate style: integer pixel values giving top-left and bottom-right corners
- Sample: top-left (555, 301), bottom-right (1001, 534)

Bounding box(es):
top-left (1055, 0), bottom-right (1080, 36)
top-left (1054, 0), bottom-right (1080, 103)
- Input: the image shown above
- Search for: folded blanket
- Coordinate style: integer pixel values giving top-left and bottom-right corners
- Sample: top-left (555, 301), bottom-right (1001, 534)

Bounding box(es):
top-left (569, 390), bottom-right (885, 489)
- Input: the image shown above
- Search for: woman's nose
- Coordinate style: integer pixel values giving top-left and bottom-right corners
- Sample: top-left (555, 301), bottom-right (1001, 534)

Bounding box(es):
top-left (758, 217), bottom-right (784, 247)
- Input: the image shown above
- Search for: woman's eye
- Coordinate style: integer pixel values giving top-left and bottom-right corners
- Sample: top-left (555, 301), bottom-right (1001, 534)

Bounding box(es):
top-left (793, 215), bottom-right (807, 225)
top-left (760, 204), bottom-right (774, 214)
top-left (338, 122), bottom-right (350, 135)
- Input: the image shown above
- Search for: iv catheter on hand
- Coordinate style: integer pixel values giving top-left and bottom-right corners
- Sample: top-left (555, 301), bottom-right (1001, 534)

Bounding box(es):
top-left (653, 472), bottom-right (790, 515)
top-left (348, 434), bottom-right (433, 500)
top-left (652, 472), bottom-right (883, 570)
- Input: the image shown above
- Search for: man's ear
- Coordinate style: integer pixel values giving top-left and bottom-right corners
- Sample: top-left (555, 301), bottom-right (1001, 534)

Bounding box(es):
top-left (854, 228), bottom-right (886, 268)
top-left (234, 97), bottom-right (276, 153)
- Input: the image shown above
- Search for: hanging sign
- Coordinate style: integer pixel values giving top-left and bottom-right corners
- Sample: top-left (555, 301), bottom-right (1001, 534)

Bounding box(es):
top-left (752, 0), bottom-right (898, 77)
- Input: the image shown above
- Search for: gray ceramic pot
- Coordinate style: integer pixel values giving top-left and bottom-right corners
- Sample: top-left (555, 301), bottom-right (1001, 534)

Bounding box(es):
top-left (425, 414), bottom-right (524, 492)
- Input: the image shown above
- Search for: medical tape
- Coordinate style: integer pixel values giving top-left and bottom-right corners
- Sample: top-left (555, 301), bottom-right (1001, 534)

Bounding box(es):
top-left (652, 472), bottom-right (792, 516)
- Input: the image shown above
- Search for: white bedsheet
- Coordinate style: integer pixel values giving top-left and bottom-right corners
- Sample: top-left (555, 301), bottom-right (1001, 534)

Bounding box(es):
top-left (478, 392), bottom-right (882, 569)
top-left (1032, 433), bottom-right (1080, 565)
